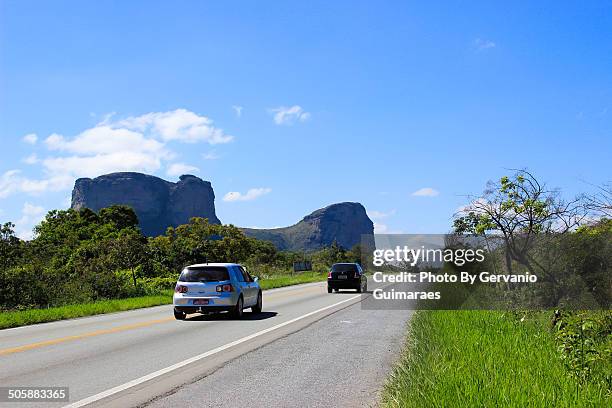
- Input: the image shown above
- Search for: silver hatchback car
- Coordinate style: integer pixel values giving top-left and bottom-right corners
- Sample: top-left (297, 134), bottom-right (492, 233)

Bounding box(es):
top-left (173, 263), bottom-right (262, 320)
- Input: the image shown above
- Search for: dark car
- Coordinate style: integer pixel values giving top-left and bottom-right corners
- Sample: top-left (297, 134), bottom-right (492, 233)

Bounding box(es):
top-left (327, 263), bottom-right (367, 293)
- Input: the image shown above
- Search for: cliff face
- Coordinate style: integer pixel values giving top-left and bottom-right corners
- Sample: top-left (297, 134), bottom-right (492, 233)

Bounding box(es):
top-left (242, 202), bottom-right (375, 251)
top-left (71, 172), bottom-right (220, 236)
top-left (71, 173), bottom-right (374, 250)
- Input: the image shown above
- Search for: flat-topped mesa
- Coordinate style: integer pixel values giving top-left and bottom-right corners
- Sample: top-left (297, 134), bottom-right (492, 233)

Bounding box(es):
top-left (71, 172), bottom-right (221, 236)
top-left (241, 202), bottom-right (375, 252)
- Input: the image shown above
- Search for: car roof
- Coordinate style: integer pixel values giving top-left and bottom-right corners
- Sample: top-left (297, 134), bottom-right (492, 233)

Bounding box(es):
top-left (185, 263), bottom-right (241, 268)
top-left (332, 262), bottom-right (358, 265)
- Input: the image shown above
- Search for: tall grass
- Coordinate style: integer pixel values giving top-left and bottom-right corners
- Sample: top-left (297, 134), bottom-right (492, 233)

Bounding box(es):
top-left (382, 311), bottom-right (610, 407)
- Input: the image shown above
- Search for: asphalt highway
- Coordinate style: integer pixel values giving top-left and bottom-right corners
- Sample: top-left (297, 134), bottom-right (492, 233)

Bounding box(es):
top-left (0, 280), bottom-right (413, 408)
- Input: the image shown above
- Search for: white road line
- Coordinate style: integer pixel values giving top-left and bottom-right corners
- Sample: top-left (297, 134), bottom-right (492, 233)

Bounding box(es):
top-left (63, 294), bottom-right (361, 408)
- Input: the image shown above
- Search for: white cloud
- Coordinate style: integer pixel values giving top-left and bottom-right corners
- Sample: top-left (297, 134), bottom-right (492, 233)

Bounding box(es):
top-left (15, 202), bottom-right (46, 240)
top-left (0, 170), bottom-right (22, 198)
top-left (116, 109), bottom-right (233, 144)
top-left (44, 133), bottom-right (63, 149)
top-left (166, 163), bottom-right (200, 177)
top-left (0, 170), bottom-right (71, 198)
top-left (97, 112), bottom-right (117, 125)
top-left (22, 133), bottom-right (38, 145)
top-left (0, 109), bottom-right (231, 199)
top-left (232, 105), bottom-right (243, 118)
top-left (412, 187), bottom-right (440, 197)
top-left (370, 210), bottom-right (401, 233)
top-left (374, 222), bottom-right (389, 234)
top-left (43, 153), bottom-right (165, 179)
top-left (23, 154), bottom-right (39, 165)
top-left (368, 209), bottom-right (396, 220)
top-left (40, 123), bottom-right (174, 181)
top-left (373, 222), bottom-right (404, 234)
top-left (202, 151), bottom-right (219, 160)
top-left (455, 197), bottom-right (489, 215)
top-left (62, 195), bottom-right (72, 208)
top-left (223, 187), bottom-right (272, 202)
top-left (22, 202), bottom-right (45, 217)
top-left (270, 105), bottom-right (311, 125)
top-left (45, 127), bottom-right (167, 156)
top-left (473, 38), bottom-right (496, 51)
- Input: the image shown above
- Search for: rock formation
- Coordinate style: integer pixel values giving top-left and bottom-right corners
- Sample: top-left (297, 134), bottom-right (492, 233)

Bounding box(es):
top-left (241, 202), bottom-right (374, 251)
top-left (71, 172), bottom-right (220, 236)
top-left (71, 172), bottom-right (374, 250)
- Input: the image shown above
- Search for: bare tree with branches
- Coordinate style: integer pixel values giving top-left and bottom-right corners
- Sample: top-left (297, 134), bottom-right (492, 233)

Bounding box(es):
top-left (453, 170), bottom-right (587, 289)
top-left (585, 181), bottom-right (612, 218)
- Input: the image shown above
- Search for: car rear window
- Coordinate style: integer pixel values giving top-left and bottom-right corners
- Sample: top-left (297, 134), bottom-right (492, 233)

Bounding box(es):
top-left (179, 266), bottom-right (230, 282)
top-left (332, 264), bottom-right (358, 273)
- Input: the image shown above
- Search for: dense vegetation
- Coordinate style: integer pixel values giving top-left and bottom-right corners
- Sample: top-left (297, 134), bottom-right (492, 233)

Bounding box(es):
top-left (0, 206), bottom-right (362, 312)
top-left (382, 171), bottom-right (611, 405)
top-left (450, 171), bottom-right (611, 310)
top-left (383, 310), bottom-right (610, 407)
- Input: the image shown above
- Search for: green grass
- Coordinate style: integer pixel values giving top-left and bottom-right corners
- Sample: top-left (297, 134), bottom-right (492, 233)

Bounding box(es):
top-left (0, 272), bottom-right (327, 330)
top-left (382, 310), bottom-right (611, 407)
top-left (0, 290), bottom-right (174, 330)
top-left (258, 271), bottom-right (327, 290)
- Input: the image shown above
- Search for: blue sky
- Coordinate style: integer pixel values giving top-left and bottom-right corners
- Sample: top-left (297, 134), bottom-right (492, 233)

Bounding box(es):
top-left (1, 1), bottom-right (611, 239)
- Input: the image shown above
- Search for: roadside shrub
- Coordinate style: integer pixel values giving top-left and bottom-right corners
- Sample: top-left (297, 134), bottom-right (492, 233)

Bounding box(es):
top-left (554, 311), bottom-right (612, 395)
top-left (141, 277), bottom-right (177, 294)
top-left (0, 265), bottom-right (46, 309)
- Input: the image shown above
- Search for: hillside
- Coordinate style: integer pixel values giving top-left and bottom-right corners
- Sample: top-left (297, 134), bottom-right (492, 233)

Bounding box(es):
top-left (242, 202), bottom-right (374, 251)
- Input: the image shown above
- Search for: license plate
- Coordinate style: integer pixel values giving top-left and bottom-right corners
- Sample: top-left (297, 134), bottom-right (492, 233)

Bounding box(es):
top-left (338, 275), bottom-right (347, 280)
top-left (193, 299), bottom-right (209, 305)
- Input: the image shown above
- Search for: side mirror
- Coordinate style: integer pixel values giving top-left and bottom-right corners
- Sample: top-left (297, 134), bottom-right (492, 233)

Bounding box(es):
top-left (253, 276), bottom-right (259, 282)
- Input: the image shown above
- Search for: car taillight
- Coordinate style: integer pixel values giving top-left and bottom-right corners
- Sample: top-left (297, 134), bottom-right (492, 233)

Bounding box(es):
top-left (175, 285), bottom-right (188, 293)
top-left (216, 284), bottom-right (234, 292)
top-left (328, 270), bottom-right (332, 279)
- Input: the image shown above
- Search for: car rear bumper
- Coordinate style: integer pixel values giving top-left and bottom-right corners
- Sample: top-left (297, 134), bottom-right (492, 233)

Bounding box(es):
top-left (174, 305), bottom-right (233, 314)
top-left (173, 293), bottom-right (238, 308)
top-left (328, 279), bottom-right (361, 289)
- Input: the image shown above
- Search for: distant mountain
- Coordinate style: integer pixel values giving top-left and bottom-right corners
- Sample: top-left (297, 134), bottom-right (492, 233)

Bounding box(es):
top-left (241, 202), bottom-right (374, 251)
top-left (71, 172), bottom-right (220, 236)
top-left (71, 173), bottom-right (374, 250)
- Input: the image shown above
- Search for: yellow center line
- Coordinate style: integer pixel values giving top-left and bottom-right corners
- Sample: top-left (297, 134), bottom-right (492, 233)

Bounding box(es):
top-left (0, 283), bottom-right (325, 357)
top-left (0, 317), bottom-right (174, 356)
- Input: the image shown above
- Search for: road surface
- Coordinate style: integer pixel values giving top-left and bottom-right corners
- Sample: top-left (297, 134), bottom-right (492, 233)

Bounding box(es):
top-left (0, 280), bottom-right (412, 407)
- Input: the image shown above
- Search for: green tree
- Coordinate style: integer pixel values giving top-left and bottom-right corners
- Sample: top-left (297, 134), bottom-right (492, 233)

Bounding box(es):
top-left (454, 170), bottom-right (586, 286)
top-left (110, 228), bottom-right (147, 287)
top-left (346, 244), bottom-right (364, 265)
top-left (312, 240), bottom-right (349, 268)
top-left (99, 205), bottom-right (139, 230)
top-left (0, 222), bottom-right (23, 270)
